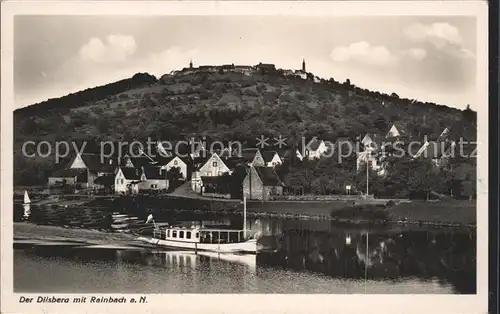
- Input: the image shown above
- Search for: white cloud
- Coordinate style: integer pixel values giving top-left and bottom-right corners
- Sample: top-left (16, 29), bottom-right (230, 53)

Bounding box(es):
top-left (403, 22), bottom-right (474, 59)
top-left (78, 34), bottom-right (137, 63)
top-left (404, 22), bottom-right (463, 48)
top-left (404, 48), bottom-right (428, 60)
top-left (330, 41), bottom-right (397, 66)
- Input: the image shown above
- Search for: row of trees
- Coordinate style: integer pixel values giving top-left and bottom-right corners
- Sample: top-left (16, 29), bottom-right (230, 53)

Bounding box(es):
top-left (275, 149), bottom-right (476, 201)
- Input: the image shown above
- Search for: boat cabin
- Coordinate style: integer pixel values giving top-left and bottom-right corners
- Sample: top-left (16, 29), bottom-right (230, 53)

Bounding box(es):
top-left (153, 227), bottom-right (247, 244)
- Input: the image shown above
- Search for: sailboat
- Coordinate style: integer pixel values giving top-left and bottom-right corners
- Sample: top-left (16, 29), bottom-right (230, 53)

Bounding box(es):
top-left (23, 190), bottom-right (31, 220)
top-left (137, 196), bottom-right (258, 254)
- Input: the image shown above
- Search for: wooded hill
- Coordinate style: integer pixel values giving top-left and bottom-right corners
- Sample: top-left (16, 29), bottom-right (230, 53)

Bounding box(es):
top-left (13, 66), bottom-right (477, 186)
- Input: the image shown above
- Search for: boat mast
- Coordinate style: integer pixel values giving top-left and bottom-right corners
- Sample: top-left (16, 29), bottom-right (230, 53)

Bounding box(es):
top-left (366, 151), bottom-right (370, 196)
top-left (243, 195), bottom-right (247, 239)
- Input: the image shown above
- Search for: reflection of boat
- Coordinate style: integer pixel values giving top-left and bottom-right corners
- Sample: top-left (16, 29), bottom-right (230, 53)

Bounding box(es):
top-left (152, 250), bottom-right (257, 269)
top-left (139, 197), bottom-right (257, 254)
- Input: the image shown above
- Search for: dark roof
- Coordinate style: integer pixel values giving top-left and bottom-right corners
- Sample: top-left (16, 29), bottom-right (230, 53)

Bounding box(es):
top-left (79, 153), bottom-right (116, 173)
top-left (51, 168), bottom-right (87, 178)
top-left (257, 63), bottom-right (276, 69)
top-left (142, 166), bottom-right (165, 180)
top-left (93, 175), bottom-right (115, 186)
top-left (128, 156), bottom-right (155, 168)
top-left (241, 148), bottom-right (260, 162)
top-left (224, 157), bottom-right (246, 169)
top-left (253, 166), bottom-right (284, 186)
top-left (262, 151), bottom-right (279, 163)
top-left (119, 167), bottom-right (141, 180)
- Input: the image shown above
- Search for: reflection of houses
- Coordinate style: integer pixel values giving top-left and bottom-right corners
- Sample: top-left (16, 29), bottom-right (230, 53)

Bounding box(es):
top-left (262, 151), bottom-right (282, 167)
top-left (139, 166), bottom-right (168, 192)
top-left (48, 153), bottom-right (116, 188)
top-left (115, 167), bottom-right (141, 194)
top-left (243, 166), bottom-right (285, 200)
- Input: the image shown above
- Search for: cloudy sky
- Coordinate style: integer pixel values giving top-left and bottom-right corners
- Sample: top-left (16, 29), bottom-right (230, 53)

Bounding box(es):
top-left (14, 15), bottom-right (477, 110)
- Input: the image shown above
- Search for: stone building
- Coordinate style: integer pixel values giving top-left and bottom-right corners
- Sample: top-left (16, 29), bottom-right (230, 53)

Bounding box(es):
top-left (242, 166), bottom-right (284, 201)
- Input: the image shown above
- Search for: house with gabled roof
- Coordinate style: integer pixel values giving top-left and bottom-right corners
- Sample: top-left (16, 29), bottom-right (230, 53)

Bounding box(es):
top-left (386, 123), bottom-right (407, 139)
top-left (114, 167), bottom-right (142, 194)
top-left (302, 137), bottom-right (329, 160)
top-left (138, 166), bottom-right (168, 192)
top-left (243, 166), bottom-right (285, 201)
top-left (262, 151), bottom-right (282, 167)
top-left (156, 155), bottom-right (188, 180)
top-left (239, 148), bottom-right (266, 166)
top-left (190, 153), bottom-right (232, 193)
top-left (48, 153), bottom-right (118, 188)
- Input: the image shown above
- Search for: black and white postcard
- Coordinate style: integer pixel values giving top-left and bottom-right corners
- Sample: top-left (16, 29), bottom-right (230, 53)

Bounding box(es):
top-left (1, 1), bottom-right (489, 313)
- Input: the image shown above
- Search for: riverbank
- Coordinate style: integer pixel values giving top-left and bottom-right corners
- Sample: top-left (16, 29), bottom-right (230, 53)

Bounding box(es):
top-left (17, 192), bottom-right (476, 227)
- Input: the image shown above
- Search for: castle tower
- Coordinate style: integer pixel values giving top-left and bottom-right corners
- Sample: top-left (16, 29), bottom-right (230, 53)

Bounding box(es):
top-left (302, 59), bottom-right (306, 72)
top-left (189, 59), bottom-right (193, 69)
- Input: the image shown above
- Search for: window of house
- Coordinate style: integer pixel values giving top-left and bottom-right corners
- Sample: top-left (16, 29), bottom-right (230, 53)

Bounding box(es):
top-left (172, 230), bottom-right (177, 238)
top-left (151, 184), bottom-right (157, 189)
top-left (179, 231), bottom-right (184, 238)
top-left (121, 179), bottom-right (124, 184)
top-left (212, 161), bottom-right (217, 167)
top-left (186, 231), bottom-right (191, 239)
top-left (174, 160), bottom-right (178, 166)
top-left (167, 230), bottom-right (170, 237)
top-left (195, 232), bottom-right (200, 238)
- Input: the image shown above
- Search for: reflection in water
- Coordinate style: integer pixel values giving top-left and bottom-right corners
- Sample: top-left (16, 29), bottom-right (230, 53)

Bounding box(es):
top-left (13, 204), bottom-right (476, 294)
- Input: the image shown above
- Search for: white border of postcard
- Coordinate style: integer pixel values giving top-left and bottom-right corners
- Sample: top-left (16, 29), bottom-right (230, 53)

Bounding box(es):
top-left (1, 1), bottom-right (488, 313)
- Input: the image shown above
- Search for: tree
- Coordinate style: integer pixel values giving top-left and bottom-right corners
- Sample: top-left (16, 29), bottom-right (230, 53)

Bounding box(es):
top-left (166, 167), bottom-right (183, 189)
top-left (407, 158), bottom-right (443, 200)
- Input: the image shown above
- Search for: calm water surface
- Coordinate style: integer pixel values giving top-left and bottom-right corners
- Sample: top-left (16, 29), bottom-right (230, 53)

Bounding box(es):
top-left (14, 205), bottom-right (476, 294)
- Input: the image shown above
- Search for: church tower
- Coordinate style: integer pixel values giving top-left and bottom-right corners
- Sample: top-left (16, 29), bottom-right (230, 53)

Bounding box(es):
top-left (189, 59), bottom-right (193, 69)
top-left (302, 59), bottom-right (306, 72)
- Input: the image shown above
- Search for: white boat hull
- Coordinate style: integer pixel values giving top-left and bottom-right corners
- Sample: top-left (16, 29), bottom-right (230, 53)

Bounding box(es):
top-left (138, 236), bottom-right (258, 254)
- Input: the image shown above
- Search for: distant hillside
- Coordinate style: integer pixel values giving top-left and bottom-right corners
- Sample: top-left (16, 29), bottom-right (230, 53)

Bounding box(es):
top-left (16, 72), bottom-right (158, 117)
top-left (13, 64), bottom-right (477, 185)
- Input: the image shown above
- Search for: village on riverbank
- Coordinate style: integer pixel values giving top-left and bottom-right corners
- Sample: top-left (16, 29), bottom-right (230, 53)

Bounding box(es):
top-left (15, 121), bottom-right (477, 227)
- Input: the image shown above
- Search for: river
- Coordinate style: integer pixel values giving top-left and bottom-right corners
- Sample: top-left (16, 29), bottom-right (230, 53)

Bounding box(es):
top-left (13, 204), bottom-right (476, 294)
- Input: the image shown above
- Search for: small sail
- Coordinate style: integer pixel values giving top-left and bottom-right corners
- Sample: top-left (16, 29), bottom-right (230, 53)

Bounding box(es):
top-left (145, 214), bottom-right (154, 223)
top-left (23, 190), bottom-right (31, 204)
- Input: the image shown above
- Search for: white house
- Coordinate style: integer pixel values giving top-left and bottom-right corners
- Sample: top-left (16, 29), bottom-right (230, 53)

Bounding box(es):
top-left (303, 138), bottom-right (329, 160)
top-left (386, 123), bottom-right (406, 139)
top-left (356, 151), bottom-right (385, 176)
top-left (191, 153), bottom-right (232, 192)
top-left (160, 156), bottom-right (188, 180)
top-left (114, 167), bottom-right (141, 194)
top-left (262, 151), bottom-right (282, 167)
top-left (139, 166), bottom-right (168, 192)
